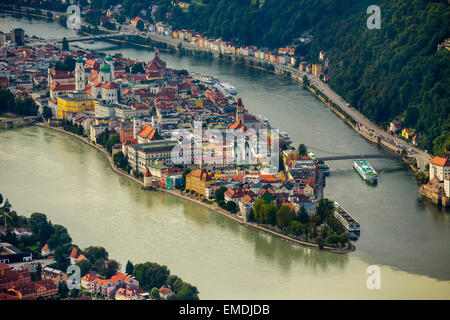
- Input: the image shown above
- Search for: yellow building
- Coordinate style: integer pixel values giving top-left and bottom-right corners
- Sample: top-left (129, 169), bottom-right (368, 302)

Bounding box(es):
top-left (402, 128), bottom-right (414, 140)
top-left (172, 30), bottom-right (179, 39)
top-left (312, 64), bottom-right (323, 76)
top-left (185, 169), bottom-right (215, 196)
top-left (57, 92), bottom-right (96, 119)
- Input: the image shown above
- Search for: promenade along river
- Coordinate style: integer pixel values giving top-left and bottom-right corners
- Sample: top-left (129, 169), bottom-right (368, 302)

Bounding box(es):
top-left (0, 13), bottom-right (449, 299)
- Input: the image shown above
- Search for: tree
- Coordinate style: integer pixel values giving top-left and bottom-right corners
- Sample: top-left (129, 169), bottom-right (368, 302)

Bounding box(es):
top-left (133, 262), bottom-right (170, 291)
top-left (150, 287), bottom-right (160, 300)
top-left (214, 187), bottom-right (227, 203)
top-left (47, 225), bottom-right (71, 250)
top-left (298, 144), bottom-right (307, 157)
top-left (297, 205), bottom-right (310, 224)
top-left (105, 135), bottom-right (120, 153)
top-left (0, 88), bottom-right (15, 114)
top-left (42, 106), bottom-right (53, 119)
top-left (287, 221), bottom-right (304, 237)
top-left (225, 201), bottom-right (237, 213)
top-left (0, 196), bottom-right (12, 230)
top-left (131, 62), bottom-right (145, 74)
top-left (338, 232), bottom-right (349, 247)
top-left (302, 75), bottom-right (310, 87)
top-left (84, 246), bottom-right (108, 263)
top-left (62, 37), bottom-right (69, 51)
top-left (326, 234), bottom-right (339, 246)
top-left (77, 259), bottom-right (92, 277)
top-left (58, 281), bottom-right (69, 299)
top-left (181, 168), bottom-right (191, 190)
top-left (126, 260), bottom-right (134, 275)
top-left (177, 69), bottom-right (189, 76)
top-left (276, 205), bottom-right (294, 229)
top-left (105, 259), bottom-right (120, 278)
top-left (136, 20), bottom-right (145, 31)
top-left (315, 198), bottom-right (334, 222)
top-left (253, 198), bottom-right (265, 223)
top-left (30, 212), bottom-right (54, 244)
top-left (69, 288), bottom-right (80, 298)
top-left (262, 203), bottom-right (277, 225)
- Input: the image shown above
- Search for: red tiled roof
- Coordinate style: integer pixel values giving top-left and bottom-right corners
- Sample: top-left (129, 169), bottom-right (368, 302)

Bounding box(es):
top-left (69, 247), bottom-right (79, 259)
top-left (430, 157), bottom-right (450, 167)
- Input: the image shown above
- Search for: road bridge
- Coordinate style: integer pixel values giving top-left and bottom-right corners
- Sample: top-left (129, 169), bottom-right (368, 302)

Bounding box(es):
top-left (48, 32), bottom-right (134, 43)
top-left (317, 154), bottom-right (405, 161)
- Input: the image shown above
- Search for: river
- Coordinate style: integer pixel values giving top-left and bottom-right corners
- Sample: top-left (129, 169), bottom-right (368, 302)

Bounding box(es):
top-left (0, 13), bottom-right (449, 299)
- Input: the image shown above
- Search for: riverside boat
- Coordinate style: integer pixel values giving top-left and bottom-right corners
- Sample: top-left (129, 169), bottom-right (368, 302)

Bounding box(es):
top-left (333, 201), bottom-right (360, 234)
top-left (214, 82), bottom-right (237, 96)
top-left (353, 159), bottom-right (377, 183)
top-left (318, 160), bottom-right (330, 176)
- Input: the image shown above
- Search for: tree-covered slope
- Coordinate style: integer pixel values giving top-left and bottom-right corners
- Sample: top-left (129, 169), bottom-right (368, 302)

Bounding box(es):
top-left (166, 0), bottom-right (449, 154)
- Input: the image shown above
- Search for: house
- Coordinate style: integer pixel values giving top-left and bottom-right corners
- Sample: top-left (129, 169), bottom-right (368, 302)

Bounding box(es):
top-left (412, 135), bottom-right (419, 146)
top-left (402, 128), bottom-right (414, 140)
top-left (10, 279), bottom-right (57, 300)
top-left (41, 243), bottom-right (53, 257)
top-left (41, 267), bottom-right (67, 285)
top-left (185, 169), bottom-right (215, 196)
top-left (159, 286), bottom-right (173, 299)
top-left (389, 120), bottom-right (402, 134)
top-left (115, 287), bottom-right (138, 300)
top-left (0, 265), bottom-right (31, 290)
top-left (69, 247), bottom-right (86, 265)
top-left (81, 272), bottom-right (139, 298)
top-left (319, 51), bottom-right (327, 61)
top-left (14, 228), bottom-right (32, 239)
top-left (239, 195), bottom-right (254, 221)
top-left (131, 17), bottom-right (143, 28)
top-left (0, 242), bottom-right (32, 264)
top-left (136, 124), bottom-right (161, 144)
top-left (429, 157), bottom-right (450, 181)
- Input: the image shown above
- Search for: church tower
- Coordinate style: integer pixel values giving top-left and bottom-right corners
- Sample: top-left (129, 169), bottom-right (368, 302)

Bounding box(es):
top-left (99, 62), bottom-right (112, 83)
top-left (105, 54), bottom-right (114, 80)
top-left (75, 57), bottom-right (85, 91)
top-left (236, 98), bottom-right (245, 125)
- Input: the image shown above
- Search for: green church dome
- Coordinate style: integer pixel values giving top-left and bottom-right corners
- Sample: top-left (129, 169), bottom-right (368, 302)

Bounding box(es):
top-left (75, 56), bottom-right (84, 63)
top-left (105, 54), bottom-right (113, 61)
top-left (100, 63), bottom-right (111, 73)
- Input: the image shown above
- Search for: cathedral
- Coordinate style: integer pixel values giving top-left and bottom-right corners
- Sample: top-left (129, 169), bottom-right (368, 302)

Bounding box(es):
top-left (49, 54), bottom-right (120, 105)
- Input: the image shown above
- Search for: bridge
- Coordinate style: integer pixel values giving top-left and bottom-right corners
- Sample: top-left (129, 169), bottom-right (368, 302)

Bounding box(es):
top-left (48, 32), bottom-right (135, 43)
top-left (0, 116), bottom-right (39, 129)
top-left (0, 116), bottom-right (39, 123)
top-left (317, 154), bottom-right (405, 161)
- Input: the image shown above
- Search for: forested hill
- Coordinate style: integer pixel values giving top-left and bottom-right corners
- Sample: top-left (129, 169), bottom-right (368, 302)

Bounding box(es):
top-left (165, 0), bottom-right (449, 155)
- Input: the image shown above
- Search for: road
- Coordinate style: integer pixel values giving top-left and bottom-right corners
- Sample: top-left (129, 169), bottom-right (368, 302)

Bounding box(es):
top-left (306, 75), bottom-right (430, 171)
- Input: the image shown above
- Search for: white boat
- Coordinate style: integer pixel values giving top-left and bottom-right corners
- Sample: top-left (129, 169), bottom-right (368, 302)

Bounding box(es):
top-left (353, 159), bottom-right (377, 183)
top-left (333, 201), bottom-right (360, 233)
top-left (280, 131), bottom-right (292, 143)
top-left (256, 114), bottom-right (270, 126)
top-left (215, 82), bottom-right (237, 96)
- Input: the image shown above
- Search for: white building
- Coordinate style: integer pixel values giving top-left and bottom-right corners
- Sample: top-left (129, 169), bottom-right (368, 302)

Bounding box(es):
top-left (429, 157), bottom-right (450, 181)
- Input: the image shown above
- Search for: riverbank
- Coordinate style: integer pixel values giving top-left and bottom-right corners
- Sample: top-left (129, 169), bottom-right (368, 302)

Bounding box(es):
top-left (35, 122), bottom-right (354, 254)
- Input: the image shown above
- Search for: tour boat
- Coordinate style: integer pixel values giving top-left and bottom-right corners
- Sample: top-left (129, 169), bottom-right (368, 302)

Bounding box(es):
top-left (353, 159), bottom-right (377, 183)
